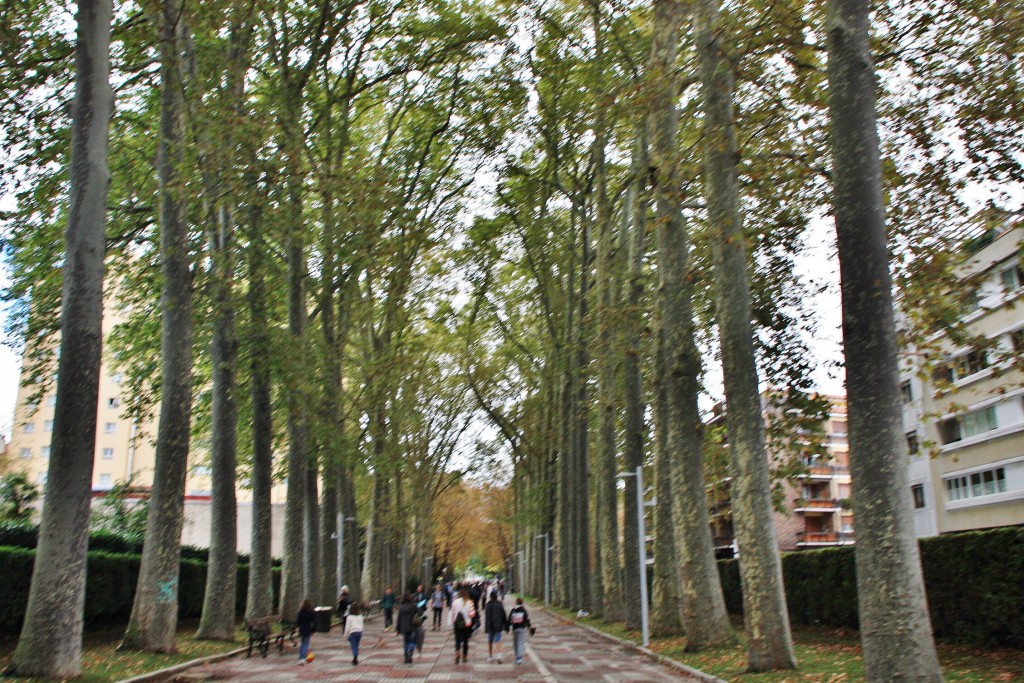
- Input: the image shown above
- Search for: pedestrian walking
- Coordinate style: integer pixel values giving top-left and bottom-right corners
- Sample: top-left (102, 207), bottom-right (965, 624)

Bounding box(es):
top-left (449, 587), bottom-right (476, 664)
top-left (344, 602), bottom-right (364, 665)
top-left (336, 585), bottom-right (351, 632)
top-left (484, 590), bottom-right (508, 662)
top-left (295, 598), bottom-right (316, 666)
top-left (431, 584), bottom-right (445, 630)
top-left (508, 596), bottom-right (534, 665)
top-left (396, 593), bottom-right (419, 664)
top-left (381, 586), bottom-right (396, 630)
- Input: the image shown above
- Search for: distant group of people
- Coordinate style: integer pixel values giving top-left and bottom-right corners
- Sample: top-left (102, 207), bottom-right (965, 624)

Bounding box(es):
top-left (295, 577), bottom-right (534, 667)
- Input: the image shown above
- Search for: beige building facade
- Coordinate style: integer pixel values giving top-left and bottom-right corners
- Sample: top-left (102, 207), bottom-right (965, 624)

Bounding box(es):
top-left (901, 217), bottom-right (1024, 537)
top-left (709, 395), bottom-right (854, 556)
top-left (3, 310), bottom-right (286, 555)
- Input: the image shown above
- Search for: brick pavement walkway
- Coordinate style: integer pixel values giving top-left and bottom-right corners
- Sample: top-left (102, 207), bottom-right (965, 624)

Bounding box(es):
top-left (184, 598), bottom-right (700, 682)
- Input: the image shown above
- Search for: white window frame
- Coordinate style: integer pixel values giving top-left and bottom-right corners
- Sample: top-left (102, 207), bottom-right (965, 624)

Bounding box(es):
top-left (102, 448), bottom-right (114, 460)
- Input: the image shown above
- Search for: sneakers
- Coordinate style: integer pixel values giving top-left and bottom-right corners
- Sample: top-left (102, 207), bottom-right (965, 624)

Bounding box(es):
top-left (497, 654), bottom-right (504, 663)
top-left (515, 658), bottom-right (523, 665)
top-left (486, 655), bottom-right (493, 662)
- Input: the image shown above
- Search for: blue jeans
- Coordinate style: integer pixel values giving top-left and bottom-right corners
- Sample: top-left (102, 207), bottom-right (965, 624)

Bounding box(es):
top-left (513, 628), bottom-right (526, 663)
top-left (298, 634), bottom-right (311, 661)
top-left (403, 630), bottom-right (417, 657)
top-left (348, 632), bottom-right (362, 657)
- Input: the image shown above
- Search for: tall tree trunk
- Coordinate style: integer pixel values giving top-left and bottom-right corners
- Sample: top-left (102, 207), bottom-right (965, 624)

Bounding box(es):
top-left (826, 1), bottom-right (943, 679)
top-left (695, 0), bottom-right (795, 670)
top-left (593, 110), bottom-right (623, 625)
top-left (197, 200), bottom-right (239, 641)
top-left (245, 207), bottom-right (274, 620)
top-left (10, 0), bottom-right (112, 675)
top-left (649, 0), bottom-right (732, 652)
top-left (279, 229), bottom-right (308, 615)
top-left (573, 214), bottom-right (593, 613)
top-left (304, 464), bottom-right (321, 598)
top-left (122, 0), bottom-right (194, 651)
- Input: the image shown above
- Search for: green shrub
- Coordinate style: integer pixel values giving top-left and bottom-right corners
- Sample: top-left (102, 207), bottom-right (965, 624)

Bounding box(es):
top-left (717, 526), bottom-right (1024, 648)
top-left (0, 521), bottom-right (38, 548)
top-left (0, 546), bottom-right (270, 636)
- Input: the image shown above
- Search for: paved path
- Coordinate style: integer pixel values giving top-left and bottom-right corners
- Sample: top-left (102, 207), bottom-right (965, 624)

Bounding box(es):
top-left (186, 599), bottom-right (699, 682)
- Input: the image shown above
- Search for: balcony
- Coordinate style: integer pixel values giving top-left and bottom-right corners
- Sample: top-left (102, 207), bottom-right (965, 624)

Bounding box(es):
top-left (713, 535), bottom-right (735, 548)
top-left (794, 497), bottom-right (842, 513)
top-left (796, 530), bottom-right (855, 547)
top-left (797, 465), bottom-right (849, 480)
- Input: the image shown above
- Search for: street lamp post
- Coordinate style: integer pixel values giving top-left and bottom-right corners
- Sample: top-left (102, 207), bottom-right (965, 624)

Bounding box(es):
top-left (617, 465), bottom-right (655, 647)
top-left (335, 514), bottom-right (357, 597)
top-left (535, 533), bottom-right (551, 605)
top-left (514, 550), bottom-right (526, 594)
top-left (423, 555), bottom-right (433, 587)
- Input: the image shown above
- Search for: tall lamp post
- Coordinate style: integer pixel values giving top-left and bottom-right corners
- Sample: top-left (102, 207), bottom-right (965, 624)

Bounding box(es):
top-left (423, 555), bottom-right (433, 587)
top-left (617, 465), bottom-right (655, 647)
top-left (334, 514), bottom-right (357, 597)
top-left (514, 550), bottom-right (526, 594)
top-left (535, 533), bottom-right (551, 605)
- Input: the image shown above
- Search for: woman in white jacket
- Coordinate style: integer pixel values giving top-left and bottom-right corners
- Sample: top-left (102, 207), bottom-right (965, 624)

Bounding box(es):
top-left (449, 586), bottom-right (476, 664)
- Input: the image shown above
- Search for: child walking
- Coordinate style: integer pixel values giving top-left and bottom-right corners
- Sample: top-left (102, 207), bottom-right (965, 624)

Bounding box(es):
top-left (344, 602), bottom-right (364, 665)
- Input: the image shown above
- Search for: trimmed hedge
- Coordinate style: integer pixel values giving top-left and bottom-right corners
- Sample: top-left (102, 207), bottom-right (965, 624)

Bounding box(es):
top-left (718, 525), bottom-right (1024, 648)
top-left (0, 546), bottom-right (280, 636)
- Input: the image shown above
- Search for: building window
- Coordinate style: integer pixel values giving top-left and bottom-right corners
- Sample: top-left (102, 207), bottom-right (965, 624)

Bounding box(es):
top-left (911, 484), bottom-right (926, 509)
top-left (946, 467), bottom-right (1007, 502)
top-left (98, 473), bottom-right (112, 489)
top-left (963, 287), bottom-right (981, 314)
top-left (23, 423), bottom-right (34, 434)
top-left (1000, 263), bottom-right (1023, 291)
top-left (906, 432), bottom-right (919, 456)
top-left (19, 448), bottom-right (32, 459)
top-left (900, 381), bottom-right (913, 404)
top-left (38, 472), bottom-right (47, 485)
top-left (104, 422), bottom-right (116, 434)
top-left (111, 373), bottom-right (123, 384)
top-left (102, 448), bottom-right (114, 459)
top-left (934, 350), bottom-right (990, 384)
top-left (1011, 328), bottom-right (1024, 353)
top-left (193, 465), bottom-right (212, 476)
top-left (939, 405), bottom-right (998, 444)
top-left (44, 419), bottom-right (53, 431)
top-left (41, 446), bottom-right (50, 458)
top-left (46, 395), bottom-right (57, 406)
top-left (108, 397), bottom-right (121, 408)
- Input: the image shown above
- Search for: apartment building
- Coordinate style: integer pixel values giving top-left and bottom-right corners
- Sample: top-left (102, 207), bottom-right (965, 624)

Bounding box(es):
top-left (901, 215), bottom-right (1024, 537)
top-left (3, 309), bottom-right (286, 554)
top-left (709, 394), bottom-right (854, 557)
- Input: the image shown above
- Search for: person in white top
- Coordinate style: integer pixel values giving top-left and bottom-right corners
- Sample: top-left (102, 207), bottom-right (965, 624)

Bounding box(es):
top-left (449, 586), bottom-right (476, 664)
top-left (344, 602), bottom-right (365, 666)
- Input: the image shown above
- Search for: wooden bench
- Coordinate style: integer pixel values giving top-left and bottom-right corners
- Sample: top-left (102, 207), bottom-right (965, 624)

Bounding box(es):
top-left (244, 615), bottom-right (296, 658)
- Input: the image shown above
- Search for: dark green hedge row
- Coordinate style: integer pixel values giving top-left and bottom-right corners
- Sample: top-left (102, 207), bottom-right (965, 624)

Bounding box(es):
top-left (0, 521), bottom-right (251, 565)
top-left (718, 525), bottom-right (1024, 648)
top-left (0, 546), bottom-right (280, 637)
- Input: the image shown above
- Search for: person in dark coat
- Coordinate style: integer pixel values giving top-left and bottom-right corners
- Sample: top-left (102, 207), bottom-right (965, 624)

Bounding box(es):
top-left (395, 593), bottom-right (419, 663)
top-left (336, 586), bottom-right (351, 631)
top-left (295, 598), bottom-right (316, 665)
top-left (381, 586), bottom-right (396, 630)
top-left (484, 590), bottom-right (509, 662)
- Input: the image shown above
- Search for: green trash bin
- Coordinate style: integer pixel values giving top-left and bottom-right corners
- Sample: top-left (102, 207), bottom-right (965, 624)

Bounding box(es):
top-left (314, 606), bottom-right (332, 633)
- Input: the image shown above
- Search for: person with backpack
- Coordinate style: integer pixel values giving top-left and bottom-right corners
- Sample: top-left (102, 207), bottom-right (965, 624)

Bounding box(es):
top-left (449, 586), bottom-right (476, 664)
top-left (508, 597), bottom-right (534, 665)
top-left (484, 590), bottom-right (509, 663)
